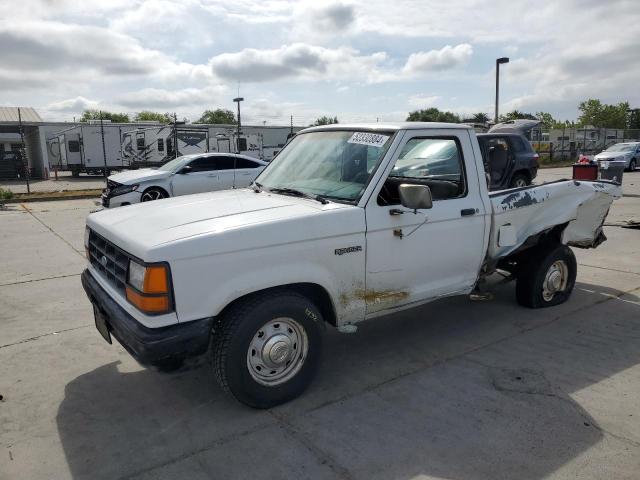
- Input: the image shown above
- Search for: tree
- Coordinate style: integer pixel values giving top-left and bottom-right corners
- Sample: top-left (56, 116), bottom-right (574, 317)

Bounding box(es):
top-left (577, 99), bottom-right (629, 129)
top-left (535, 112), bottom-right (571, 130)
top-left (195, 109), bottom-right (236, 124)
top-left (312, 116), bottom-right (339, 126)
top-left (79, 109), bottom-right (129, 123)
top-left (406, 108), bottom-right (461, 123)
top-left (134, 111), bottom-right (172, 124)
top-left (472, 112), bottom-right (490, 123)
top-left (498, 110), bottom-right (537, 122)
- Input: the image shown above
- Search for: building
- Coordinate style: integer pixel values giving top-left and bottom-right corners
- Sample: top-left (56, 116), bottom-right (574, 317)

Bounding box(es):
top-left (0, 106), bottom-right (304, 179)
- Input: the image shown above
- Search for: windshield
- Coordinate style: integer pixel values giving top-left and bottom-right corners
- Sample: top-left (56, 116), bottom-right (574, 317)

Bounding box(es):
top-left (256, 130), bottom-right (394, 202)
top-left (606, 144), bottom-right (635, 152)
top-left (158, 155), bottom-right (193, 172)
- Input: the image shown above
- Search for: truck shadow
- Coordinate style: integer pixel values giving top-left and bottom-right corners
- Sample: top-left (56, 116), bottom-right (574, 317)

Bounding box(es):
top-left (56, 280), bottom-right (640, 479)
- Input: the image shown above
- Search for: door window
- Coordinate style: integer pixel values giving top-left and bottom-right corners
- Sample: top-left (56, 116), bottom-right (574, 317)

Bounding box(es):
top-left (136, 138), bottom-right (145, 151)
top-left (213, 156), bottom-right (236, 170)
top-left (157, 139), bottom-right (164, 152)
top-left (377, 138), bottom-right (466, 205)
top-left (68, 140), bottom-right (80, 153)
top-left (234, 157), bottom-right (260, 168)
top-left (189, 156), bottom-right (219, 172)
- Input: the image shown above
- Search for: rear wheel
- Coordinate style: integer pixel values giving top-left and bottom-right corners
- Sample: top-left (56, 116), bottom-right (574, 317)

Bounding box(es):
top-left (212, 291), bottom-right (323, 408)
top-left (510, 173), bottom-right (529, 188)
top-left (516, 244), bottom-right (577, 308)
top-left (141, 187), bottom-right (167, 202)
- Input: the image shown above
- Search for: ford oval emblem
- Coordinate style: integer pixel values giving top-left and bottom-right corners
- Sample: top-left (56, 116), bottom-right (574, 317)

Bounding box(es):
top-left (100, 255), bottom-right (108, 267)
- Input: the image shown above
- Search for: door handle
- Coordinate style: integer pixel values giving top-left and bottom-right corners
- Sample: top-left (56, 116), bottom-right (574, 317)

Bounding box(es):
top-left (206, 174), bottom-right (217, 177)
top-left (461, 208), bottom-right (476, 216)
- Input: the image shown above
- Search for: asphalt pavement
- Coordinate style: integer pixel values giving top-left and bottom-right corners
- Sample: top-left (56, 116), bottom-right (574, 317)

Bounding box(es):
top-left (1, 177), bottom-right (639, 479)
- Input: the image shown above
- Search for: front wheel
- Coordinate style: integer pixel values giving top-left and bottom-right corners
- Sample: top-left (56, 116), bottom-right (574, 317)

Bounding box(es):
top-left (628, 159), bottom-right (636, 172)
top-left (516, 244), bottom-right (577, 308)
top-left (140, 187), bottom-right (167, 202)
top-left (212, 291), bottom-right (323, 408)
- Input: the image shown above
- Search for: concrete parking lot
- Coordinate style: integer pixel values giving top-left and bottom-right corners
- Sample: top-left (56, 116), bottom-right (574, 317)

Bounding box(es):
top-left (1, 177), bottom-right (640, 479)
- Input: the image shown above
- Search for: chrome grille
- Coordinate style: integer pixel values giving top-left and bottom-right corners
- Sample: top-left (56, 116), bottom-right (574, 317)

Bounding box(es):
top-left (88, 230), bottom-right (129, 293)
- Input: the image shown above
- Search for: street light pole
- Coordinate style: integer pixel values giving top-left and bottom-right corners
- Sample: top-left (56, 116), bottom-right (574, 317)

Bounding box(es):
top-left (494, 57), bottom-right (509, 124)
top-left (233, 97), bottom-right (244, 154)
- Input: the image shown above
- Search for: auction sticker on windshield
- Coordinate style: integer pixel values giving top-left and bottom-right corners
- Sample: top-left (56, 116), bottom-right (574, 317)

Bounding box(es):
top-left (347, 132), bottom-right (389, 148)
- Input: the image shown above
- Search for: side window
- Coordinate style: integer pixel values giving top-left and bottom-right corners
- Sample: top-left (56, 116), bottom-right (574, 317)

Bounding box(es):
top-left (68, 140), bottom-right (80, 153)
top-left (509, 136), bottom-right (528, 152)
top-left (486, 137), bottom-right (510, 153)
top-left (136, 138), bottom-right (145, 151)
top-left (214, 156), bottom-right (236, 170)
top-left (166, 138), bottom-right (173, 155)
top-left (377, 137), bottom-right (466, 205)
top-left (189, 156), bottom-right (219, 172)
top-left (235, 157), bottom-right (260, 168)
top-left (157, 139), bottom-right (164, 152)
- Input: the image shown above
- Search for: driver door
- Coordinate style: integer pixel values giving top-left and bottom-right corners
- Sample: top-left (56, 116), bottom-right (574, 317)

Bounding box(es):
top-left (171, 156), bottom-right (220, 196)
top-left (364, 130), bottom-right (488, 315)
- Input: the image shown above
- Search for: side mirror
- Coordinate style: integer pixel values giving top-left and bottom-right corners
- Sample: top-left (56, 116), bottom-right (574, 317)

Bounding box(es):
top-left (178, 165), bottom-right (193, 174)
top-left (399, 184), bottom-right (432, 212)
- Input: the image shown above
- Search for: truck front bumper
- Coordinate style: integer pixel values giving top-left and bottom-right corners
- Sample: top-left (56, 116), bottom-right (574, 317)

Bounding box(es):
top-left (81, 269), bottom-right (212, 367)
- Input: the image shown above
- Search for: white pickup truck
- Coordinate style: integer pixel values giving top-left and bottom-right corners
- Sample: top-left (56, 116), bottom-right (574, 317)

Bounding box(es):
top-left (82, 122), bottom-right (621, 408)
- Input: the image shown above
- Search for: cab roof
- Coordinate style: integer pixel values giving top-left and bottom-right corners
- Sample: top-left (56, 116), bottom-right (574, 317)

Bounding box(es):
top-left (301, 122), bottom-right (473, 134)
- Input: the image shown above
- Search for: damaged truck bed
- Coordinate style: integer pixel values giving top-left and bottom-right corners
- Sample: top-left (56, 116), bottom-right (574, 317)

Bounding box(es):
top-left (487, 179), bottom-right (622, 263)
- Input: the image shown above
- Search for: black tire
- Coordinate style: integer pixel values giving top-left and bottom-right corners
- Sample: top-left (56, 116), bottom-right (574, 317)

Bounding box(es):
top-left (510, 173), bottom-right (530, 188)
top-left (628, 159), bottom-right (636, 172)
top-left (516, 243), bottom-right (577, 308)
top-left (212, 291), bottom-right (323, 408)
top-left (140, 187), bottom-right (168, 202)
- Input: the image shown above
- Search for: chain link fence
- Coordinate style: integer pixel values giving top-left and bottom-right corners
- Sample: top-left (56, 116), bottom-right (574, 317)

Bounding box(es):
top-left (529, 127), bottom-right (640, 164)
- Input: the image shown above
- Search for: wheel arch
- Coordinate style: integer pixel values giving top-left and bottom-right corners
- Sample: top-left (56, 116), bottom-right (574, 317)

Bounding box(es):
top-left (215, 283), bottom-right (338, 327)
top-left (511, 168), bottom-right (531, 183)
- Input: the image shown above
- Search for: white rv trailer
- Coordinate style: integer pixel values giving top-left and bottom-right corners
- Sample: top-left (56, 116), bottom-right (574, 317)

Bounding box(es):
top-left (207, 126), bottom-right (264, 159)
top-left (46, 123), bottom-right (138, 177)
top-left (121, 126), bottom-right (209, 166)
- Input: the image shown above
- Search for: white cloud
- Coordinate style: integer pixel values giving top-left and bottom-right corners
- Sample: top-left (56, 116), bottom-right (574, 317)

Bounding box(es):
top-left (403, 44), bottom-right (473, 75)
top-left (116, 86), bottom-right (228, 109)
top-left (407, 95), bottom-right (442, 108)
top-left (210, 43), bottom-right (389, 83)
top-left (47, 96), bottom-right (99, 112)
top-left (0, 20), bottom-right (167, 77)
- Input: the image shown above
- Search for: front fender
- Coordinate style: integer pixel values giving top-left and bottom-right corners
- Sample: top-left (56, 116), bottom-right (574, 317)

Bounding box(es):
top-left (170, 236), bottom-right (366, 327)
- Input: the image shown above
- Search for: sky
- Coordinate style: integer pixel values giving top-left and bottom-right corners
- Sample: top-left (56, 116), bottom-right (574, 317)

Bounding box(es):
top-left (1, 0), bottom-right (639, 126)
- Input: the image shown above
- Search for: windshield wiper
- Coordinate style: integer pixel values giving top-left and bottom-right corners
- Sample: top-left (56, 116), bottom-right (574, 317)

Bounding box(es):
top-left (252, 181), bottom-right (263, 193)
top-left (268, 187), bottom-right (329, 205)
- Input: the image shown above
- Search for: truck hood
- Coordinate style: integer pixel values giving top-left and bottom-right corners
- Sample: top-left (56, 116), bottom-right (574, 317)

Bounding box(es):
top-left (87, 189), bottom-right (356, 261)
top-left (108, 168), bottom-right (171, 185)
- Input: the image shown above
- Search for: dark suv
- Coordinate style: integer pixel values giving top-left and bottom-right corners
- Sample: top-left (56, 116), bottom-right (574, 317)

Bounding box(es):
top-left (477, 120), bottom-right (540, 190)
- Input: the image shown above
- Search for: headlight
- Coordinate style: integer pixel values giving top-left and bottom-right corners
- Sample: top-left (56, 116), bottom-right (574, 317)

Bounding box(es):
top-left (126, 260), bottom-right (172, 314)
top-left (111, 184), bottom-right (139, 197)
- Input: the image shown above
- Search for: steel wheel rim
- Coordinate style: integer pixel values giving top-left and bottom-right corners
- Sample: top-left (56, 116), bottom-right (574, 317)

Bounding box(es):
top-left (542, 260), bottom-right (569, 301)
top-left (514, 178), bottom-right (527, 187)
top-left (141, 190), bottom-right (163, 202)
top-left (246, 317), bottom-right (308, 386)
